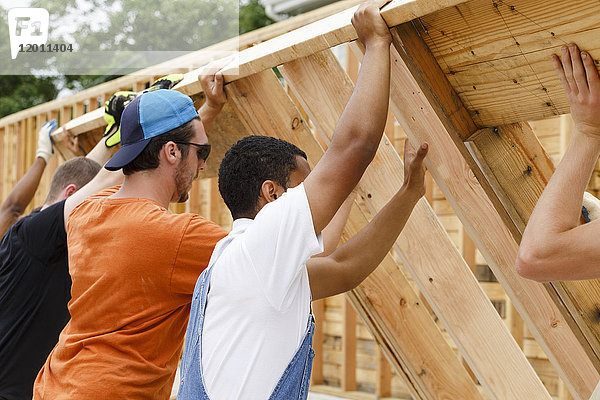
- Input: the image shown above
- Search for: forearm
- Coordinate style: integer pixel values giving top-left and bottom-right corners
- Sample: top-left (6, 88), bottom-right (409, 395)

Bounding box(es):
top-left (518, 131), bottom-right (600, 280)
top-left (523, 132), bottom-right (600, 245)
top-left (309, 187), bottom-right (420, 300)
top-left (198, 102), bottom-right (223, 131)
top-left (86, 135), bottom-right (117, 166)
top-left (331, 42), bottom-right (390, 155)
top-left (333, 187), bottom-right (418, 288)
top-left (1, 157), bottom-right (46, 216)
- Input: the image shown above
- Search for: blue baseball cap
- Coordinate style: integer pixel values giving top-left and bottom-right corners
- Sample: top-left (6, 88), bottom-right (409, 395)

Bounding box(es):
top-left (105, 89), bottom-right (198, 171)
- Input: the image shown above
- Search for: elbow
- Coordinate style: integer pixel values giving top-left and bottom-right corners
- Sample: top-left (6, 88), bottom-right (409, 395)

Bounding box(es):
top-left (343, 138), bottom-right (378, 169)
top-left (515, 246), bottom-right (551, 282)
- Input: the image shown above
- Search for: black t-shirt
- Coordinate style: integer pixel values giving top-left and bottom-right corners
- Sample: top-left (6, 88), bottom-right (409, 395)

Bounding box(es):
top-left (0, 201), bottom-right (70, 400)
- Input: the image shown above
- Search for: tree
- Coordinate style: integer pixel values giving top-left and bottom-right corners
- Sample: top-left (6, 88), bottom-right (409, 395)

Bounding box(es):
top-left (0, 0), bottom-right (275, 118)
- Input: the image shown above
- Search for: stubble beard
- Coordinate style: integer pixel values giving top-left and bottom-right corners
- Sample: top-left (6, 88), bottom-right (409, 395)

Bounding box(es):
top-left (175, 166), bottom-right (195, 203)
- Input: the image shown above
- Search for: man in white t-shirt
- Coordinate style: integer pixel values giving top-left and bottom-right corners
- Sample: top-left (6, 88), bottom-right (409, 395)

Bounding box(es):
top-left (178, 1), bottom-right (429, 399)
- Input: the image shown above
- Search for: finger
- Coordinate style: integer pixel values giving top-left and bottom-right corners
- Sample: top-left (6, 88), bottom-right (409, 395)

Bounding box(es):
top-left (562, 46), bottom-right (578, 95)
top-left (551, 53), bottom-right (571, 95)
top-left (570, 44), bottom-right (589, 95)
top-left (416, 142), bottom-right (429, 159)
top-left (581, 51), bottom-right (600, 94)
top-left (411, 143), bottom-right (428, 169)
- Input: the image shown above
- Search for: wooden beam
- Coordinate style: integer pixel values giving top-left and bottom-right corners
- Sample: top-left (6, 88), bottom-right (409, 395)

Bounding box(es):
top-left (179, 0), bottom-right (473, 96)
top-left (416, 0), bottom-right (600, 128)
top-left (375, 347), bottom-right (392, 398)
top-left (342, 298), bottom-right (357, 391)
top-left (229, 67), bottom-right (482, 400)
top-left (311, 299), bottom-right (325, 385)
top-left (0, 0), bottom-right (366, 127)
top-left (280, 49), bottom-right (549, 399)
top-left (386, 22), bottom-right (598, 399)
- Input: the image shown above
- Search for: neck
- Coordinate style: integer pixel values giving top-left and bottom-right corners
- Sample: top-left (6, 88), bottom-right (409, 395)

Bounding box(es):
top-left (111, 170), bottom-right (174, 209)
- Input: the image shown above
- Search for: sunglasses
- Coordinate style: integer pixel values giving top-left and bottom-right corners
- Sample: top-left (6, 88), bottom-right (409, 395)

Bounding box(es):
top-left (174, 141), bottom-right (211, 162)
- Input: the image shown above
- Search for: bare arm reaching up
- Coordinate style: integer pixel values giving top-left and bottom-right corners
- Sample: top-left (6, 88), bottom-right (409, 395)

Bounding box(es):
top-left (516, 44), bottom-right (600, 281)
top-left (0, 120), bottom-right (57, 236)
top-left (304, 0), bottom-right (392, 234)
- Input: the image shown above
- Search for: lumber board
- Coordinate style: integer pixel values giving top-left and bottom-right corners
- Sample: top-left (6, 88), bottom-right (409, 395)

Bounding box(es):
top-left (418, 0), bottom-right (600, 127)
top-left (385, 22), bottom-right (598, 399)
top-left (280, 49), bottom-right (548, 400)
top-left (228, 67), bottom-right (482, 400)
top-left (342, 299), bottom-right (357, 391)
top-left (0, 0), bottom-right (364, 128)
top-left (470, 123), bottom-right (600, 372)
top-left (312, 299), bottom-right (325, 385)
top-left (179, 0), bottom-right (473, 95)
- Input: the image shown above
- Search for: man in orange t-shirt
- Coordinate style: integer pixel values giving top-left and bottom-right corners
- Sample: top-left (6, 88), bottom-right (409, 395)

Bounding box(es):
top-left (33, 71), bottom-right (227, 399)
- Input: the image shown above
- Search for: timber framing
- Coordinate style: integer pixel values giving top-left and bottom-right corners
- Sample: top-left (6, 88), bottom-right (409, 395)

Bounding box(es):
top-left (3, 0), bottom-right (600, 398)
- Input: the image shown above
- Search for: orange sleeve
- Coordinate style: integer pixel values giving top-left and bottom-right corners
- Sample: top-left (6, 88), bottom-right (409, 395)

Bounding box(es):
top-left (170, 216), bottom-right (227, 295)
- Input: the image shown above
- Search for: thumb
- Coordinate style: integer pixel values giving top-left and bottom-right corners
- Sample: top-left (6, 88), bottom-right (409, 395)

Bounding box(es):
top-left (409, 143), bottom-right (428, 169)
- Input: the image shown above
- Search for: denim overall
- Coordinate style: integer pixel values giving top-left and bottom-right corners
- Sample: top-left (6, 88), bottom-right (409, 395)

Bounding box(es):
top-left (177, 235), bottom-right (316, 400)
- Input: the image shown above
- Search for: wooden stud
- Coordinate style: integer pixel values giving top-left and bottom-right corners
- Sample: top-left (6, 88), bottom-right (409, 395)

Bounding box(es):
top-left (342, 298), bottom-right (357, 391)
top-left (385, 22), bottom-right (597, 399)
top-left (462, 228), bottom-right (477, 275)
top-left (375, 347), bottom-right (392, 398)
top-left (311, 299), bottom-right (325, 385)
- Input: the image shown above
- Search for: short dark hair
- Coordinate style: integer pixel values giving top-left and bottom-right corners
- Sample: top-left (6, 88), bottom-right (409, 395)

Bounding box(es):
top-left (122, 117), bottom-right (198, 175)
top-left (46, 157), bottom-right (102, 203)
top-left (218, 136), bottom-right (307, 219)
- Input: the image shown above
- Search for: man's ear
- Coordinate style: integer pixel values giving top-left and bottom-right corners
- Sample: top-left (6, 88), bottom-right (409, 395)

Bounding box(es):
top-left (162, 141), bottom-right (180, 166)
top-left (62, 184), bottom-right (78, 200)
top-left (260, 180), bottom-right (279, 203)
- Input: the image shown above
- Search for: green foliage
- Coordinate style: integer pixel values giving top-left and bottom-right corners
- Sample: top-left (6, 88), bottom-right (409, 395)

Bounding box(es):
top-left (240, 0), bottom-right (275, 34)
top-left (0, 0), bottom-right (276, 118)
top-left (0, 75), bottom-right (58, 118)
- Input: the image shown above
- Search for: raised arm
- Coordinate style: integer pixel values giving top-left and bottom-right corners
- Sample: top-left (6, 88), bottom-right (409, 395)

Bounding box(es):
top-left (63, 134), bottom-right (123, 227)
top-left (516, 44), bottom-right (600, 281)
top-left (304, 0), bottom-right (392, 234)
top-left (307, 141), bottom-right (428, 300)
top-left (0, 120), bottom-right (57, 236)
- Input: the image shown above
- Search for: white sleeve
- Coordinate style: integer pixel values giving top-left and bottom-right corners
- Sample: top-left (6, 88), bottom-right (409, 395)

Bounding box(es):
top-left (241, 183), bottom-right (323, 310)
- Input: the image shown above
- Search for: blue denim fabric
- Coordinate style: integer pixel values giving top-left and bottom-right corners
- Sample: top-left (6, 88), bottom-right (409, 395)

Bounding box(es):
top-left (178, 265), bottom-right (315, 400)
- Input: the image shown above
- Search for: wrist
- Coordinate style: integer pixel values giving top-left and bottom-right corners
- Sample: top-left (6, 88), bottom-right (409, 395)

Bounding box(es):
top-left (364, 38), bottom-right (391, 50)
top-left (36, 150), bottom-right (52, 163)
top-left (203, 100), bottom-right (225, 112)
top-left (398, 184), bottom-right (424, 204)
top-left (572, 127), bottom-right (600, 153)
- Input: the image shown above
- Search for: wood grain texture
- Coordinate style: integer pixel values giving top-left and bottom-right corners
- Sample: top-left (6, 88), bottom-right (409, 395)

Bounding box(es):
top-left (418, 0), bottom-right (600, 127)
top-left (386, 23), bottom-right (598, 399)
top-left (231, 67), bottom-right (482, 400)
top-left (280, 49), bottom-right (547, 400)
top-left (471, 122), bottom-right (600, 374)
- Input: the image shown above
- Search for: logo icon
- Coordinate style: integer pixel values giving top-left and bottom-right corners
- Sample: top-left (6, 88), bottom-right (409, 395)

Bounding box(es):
top-left (8, 8), bottom-right (49, 60)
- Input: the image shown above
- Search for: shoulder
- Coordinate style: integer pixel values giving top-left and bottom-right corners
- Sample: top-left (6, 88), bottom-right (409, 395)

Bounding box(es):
top-left (68, 185), bottom-right (121, 219)
top-left (183, 214), bottom-right (227, 241)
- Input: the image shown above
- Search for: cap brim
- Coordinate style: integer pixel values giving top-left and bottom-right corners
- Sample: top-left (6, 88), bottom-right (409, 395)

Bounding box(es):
top-left (104, 139), bottom-right (151, 171)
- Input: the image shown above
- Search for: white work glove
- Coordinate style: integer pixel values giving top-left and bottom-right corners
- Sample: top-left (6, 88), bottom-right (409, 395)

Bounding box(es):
top-left (582, 192), bottom-right (600, 222)
top-left (36, 119), bottom-right (57, 163)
